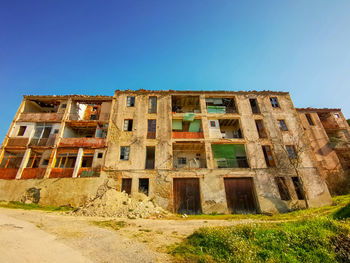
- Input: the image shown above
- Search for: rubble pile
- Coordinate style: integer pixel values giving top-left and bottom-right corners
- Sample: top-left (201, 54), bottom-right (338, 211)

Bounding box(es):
top-left (73, 182), bottom-right (167, 219)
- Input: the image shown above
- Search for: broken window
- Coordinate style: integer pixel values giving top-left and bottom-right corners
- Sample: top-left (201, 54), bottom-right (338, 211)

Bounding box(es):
top-left (305, 114), bottom-right (315, 126)
top-left (0, 152), bottom-right (24, 169)
top-left (172, 96), bottom-right (201, 113)
top-left (286, 145), bottom-right (297, 159)
top-left (42, 159), bottom-right (49, 166)
top-left (212, 144), bottom-right (249, 168)
top-left (54, 153), bottom-right (77, 168)
top-left (278, 120), bottom-right (288, 131)
top-left (120, 146), bottom-right (130, 160)
top-left (95, 124), bottom-right (108, 138)
top-left (23, 100), bottom-right (60, 113)
top-left (17, 126), bottom-right (26, 136)
top-left (123, 119), bottom-right (133, 131)
top-left (270, 97), bottom-right (280, 108)
top-left (26, 152), bottom-right (41, 168)
top-left (255, 120), bottom-right (267, 138)
top-left (139, 178), bottom-right (149, 196)
top-left (275, 177), bottom-right (291, 200)
top-left (145, 146), bottom-right (155, 169)
top-left (147, 120), bottom-right (156, 139)
top-left (81, 153), bottom-right (94, 168)
top-left (97, 152), bottom-right (103, 158)
top-left (31, 124), bottom-right (55, 146)
top-left (210, 121), bottom-right (216, 127)
top-left (292, 177), bottom-right (305, 200)
top-left (249, 99), bottom-right (260, 114)
top-left (148, 96), bottom-right (157, 113)
top-left (126, 96), bottom-right (135, 107)
top-left (178, 157), bottom-right (187, 165)
top-left (262, 145), bottom-right (276, 167)
top-left (206, 98), bottom-right (237, 114)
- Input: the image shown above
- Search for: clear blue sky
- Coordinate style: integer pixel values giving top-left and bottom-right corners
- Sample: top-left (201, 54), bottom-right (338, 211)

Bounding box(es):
top-left (1, 0), bottom-right (349, 141)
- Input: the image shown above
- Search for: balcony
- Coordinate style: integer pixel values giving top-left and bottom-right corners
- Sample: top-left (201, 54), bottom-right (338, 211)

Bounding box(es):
top-left (172, 96), bottom-right (201, 113)
top-left (69, 101), bottom-right (111, 122)
top-left (212, 144), bottom-right (249, 168)
top-left (6, 138), bottom-right (29, 147)
top-left (173, 142), bottom-right (207, 169)
top-left (59, 138), bottom-right (106, 148)
top-left (0, 168), bottom-right (18, 179)
top-left (50, 168), bottom-right (74, 178)
top-left (21, 168), bottom-right (46, 179)
top-left (208, 119), bottom-right (243, 139)
top-left (19, 113), bottom-right (63, 122)
top-left (172, 119), bottom-right (203, 139)
top-left (206, 98), bottom-right (237, 114)
top-left (29, 135), bottom-right (56, 147)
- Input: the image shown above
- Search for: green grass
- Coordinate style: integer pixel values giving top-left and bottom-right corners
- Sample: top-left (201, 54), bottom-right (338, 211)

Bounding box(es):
top-left (170, 194), bottom-right (350, 263)
top-left (92, 220), bottom-right (127, 231)
top-left (0, 201), bottom-right (74, 212)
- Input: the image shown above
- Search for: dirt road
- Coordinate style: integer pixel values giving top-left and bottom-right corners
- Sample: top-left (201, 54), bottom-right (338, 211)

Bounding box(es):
top-left (0, 208), bottom-right (247, 263)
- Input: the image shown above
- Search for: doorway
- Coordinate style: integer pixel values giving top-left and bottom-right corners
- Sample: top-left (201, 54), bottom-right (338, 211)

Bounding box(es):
top-left (173, 178), bottom-right (202, 214)
top-left (121, 178), bottom-right (132, 195)
top-left (224, 177), bottom-right (258, 214)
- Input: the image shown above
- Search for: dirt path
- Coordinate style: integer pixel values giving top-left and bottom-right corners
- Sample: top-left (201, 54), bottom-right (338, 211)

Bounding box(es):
top-left (0, 208), bottom-right (256, 263)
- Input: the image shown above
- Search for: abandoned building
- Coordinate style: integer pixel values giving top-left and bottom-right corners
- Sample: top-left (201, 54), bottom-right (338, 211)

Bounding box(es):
top-left (0, 90), bottom-right (348, 215)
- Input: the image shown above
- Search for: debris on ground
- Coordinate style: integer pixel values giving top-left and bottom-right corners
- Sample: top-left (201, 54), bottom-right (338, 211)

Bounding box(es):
top-left (72, 181), bottom-right (168, 219)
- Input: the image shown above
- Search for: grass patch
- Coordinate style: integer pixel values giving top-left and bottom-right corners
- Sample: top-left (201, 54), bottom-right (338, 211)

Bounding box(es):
top-left (92, 220), bottom-right (127, 231)
top-left (171, 218), bottom-right (350, 263)
top-left (0, 201), bottom-right (74, 212)
top-left (170, 194), bottom-right (350, 262)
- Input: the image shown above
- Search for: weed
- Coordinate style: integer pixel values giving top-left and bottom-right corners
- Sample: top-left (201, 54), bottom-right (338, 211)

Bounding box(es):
top-left (92, 220), bottom-right (126, 231)
top-left (0, 201), bottom-right (74, 212)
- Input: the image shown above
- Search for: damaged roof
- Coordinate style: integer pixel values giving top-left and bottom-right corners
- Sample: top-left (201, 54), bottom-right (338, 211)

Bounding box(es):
top-left (296, 107), bottom-right (341, 112)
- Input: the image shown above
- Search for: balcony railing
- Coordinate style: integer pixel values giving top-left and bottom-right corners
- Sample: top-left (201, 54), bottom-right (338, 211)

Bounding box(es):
top-left (6, 138), bottom-right (29, 147)
top-left (147, 132), bottom-right (156, 139)
top-left (0, 168), bottom-right (18, 179)
top-left (21, 168), bottom-right (46, 179)
top-left (173, 158), bottom-right (207, 169)
top-left (172, 132), bottom-right (204, 139)
top-left (69, 113), bottom-right (110, 121)
top-left (50, 168), bottom-right (74, 178)
top-left (59, 138), bottom-right (106, 148)
top-left (77, 168), bottom-right (100, 178)
top-left (19, 113), bottom-right (63, 122)
top-left (29, 135), bottom-right (56, 147)
top-left (214, 157), bottom-right (249, 168)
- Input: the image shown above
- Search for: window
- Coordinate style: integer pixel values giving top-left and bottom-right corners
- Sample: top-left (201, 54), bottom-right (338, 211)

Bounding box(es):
top-left (292, 177), bottom-right (305, 200)
top-left (61, 104), bottom-right (67, 109)
top-left (286, 145), bottom-right (297, 159)
top-left (0, 153), bottom-right (24, 169)
top-left (262, 146), bottom-right (276, 167)
top-left (97, 152), bottom-right (103, 158)
top-left (178, 157), bottom-right (187, 165)
top-left (210, 121), bottom-right (216, 127)
top-left (249, 99), bottom-right (260, 114)
top-left (255, 120), bottom-right (267, 138)
top-left (120, 146), bottom-right (130, 160)
top-left (278, 120), bottom-right (288, 131)
top-left (147, 120), bottom-right (156, 139)
top-left (26, 153), bottom-right (41, 168)
top-left (54, 129), bottom-right (59, 134)
top-left (81, 153), bottom-right (94, 168)
top-left (335, 114), bottom-right (340, 119)
top-left (139, 178), bottom-right (149, 196)
top-left (275, 177), bottom-right (291, 200)
top-left (42, 159), bottom-right (49, 166)
top-left (126, 96), bottom-right (135, 107)
top-left (148, 96), bottom-right (157, 113)
top-left (17, 126), bottom-right (26, 136)
top-left (123, 119), bottom-right (133, 131)
top-left (270, 97), bottom-right (280, 108)
top-left (305, 114), bottom-right (315, 126)
top-left (54, 153), bottom-right (77, 168)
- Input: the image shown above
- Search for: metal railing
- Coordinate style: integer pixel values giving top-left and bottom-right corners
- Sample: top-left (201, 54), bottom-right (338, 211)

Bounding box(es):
top-left (173, 158), bottom-right (207, 169)
top-left (214, 157), bottom-right (249, 168)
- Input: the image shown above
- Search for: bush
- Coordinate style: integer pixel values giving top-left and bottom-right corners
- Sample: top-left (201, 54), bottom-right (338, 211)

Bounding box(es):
top-left (333, 203), bottom-right (350, 220)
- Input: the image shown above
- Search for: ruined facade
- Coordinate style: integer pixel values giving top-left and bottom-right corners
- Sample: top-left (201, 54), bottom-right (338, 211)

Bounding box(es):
top-left (297, 108), bottom-right (350, 194)
top-left (1, 90), bottom-right (345, 214)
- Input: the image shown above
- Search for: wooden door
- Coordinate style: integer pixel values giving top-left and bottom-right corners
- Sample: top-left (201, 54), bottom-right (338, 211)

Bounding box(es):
top-left (224, 178), bottom-right (257, 214)
top-left (173, 178), bottom-right (202, 214)
top-left (121, 178), bottom-right (132, 195)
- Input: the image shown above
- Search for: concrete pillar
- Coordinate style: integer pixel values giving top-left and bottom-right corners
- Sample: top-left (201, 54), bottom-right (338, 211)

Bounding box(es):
top-left (199, 94), bottom-right (207, 114)
top-left (72, 148), bottom-right (83, 178)
top-left (131, 174), bottom-right (139, 194)
top-left (15, 148), bottom-right (31, 179)
top-left (44, 149), bottom-right (57, 178)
